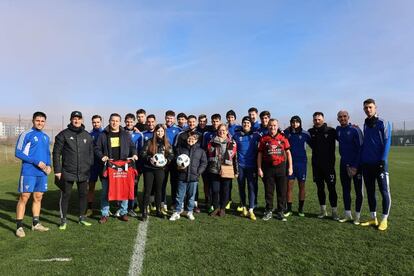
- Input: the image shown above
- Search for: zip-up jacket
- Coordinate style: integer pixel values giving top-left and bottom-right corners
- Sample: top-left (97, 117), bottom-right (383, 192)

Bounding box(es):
top-left (256, 124), bottom-right (269, 136)
top-left (284, 127), bottom-right (310, 164)
top-left (207, 136), bottom-right (238, 175)
top-left (233, 130), bottom-right (261, 168)
top-left (166, 124), bottom-right (181, 145)
top-left (140, 139), bottom-right (174, 170)
top-left (176, 143), bottom-right (207, 182)
top-left (53, 124), bottom-right (94, 182)
top-left (308, 123), bottom-right (336, 168)
top-left (361, 116), bottom-right (391, 165)
top-left (15, 127), bottom-right (51, 176)
top-left (336, 123), bottom-right (363, 168)
top-left (228, 123), bottom-right (242, 137)
top-left (95, 126), bottom-right (137, 162)
top-left (90, 127), bottom-right (103, 165)
top-left (174, 129), bottom-right (202, 150)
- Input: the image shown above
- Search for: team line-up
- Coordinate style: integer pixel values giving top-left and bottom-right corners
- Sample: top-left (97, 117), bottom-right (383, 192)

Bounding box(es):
top-left (13, 98), bottom-right (391, 238)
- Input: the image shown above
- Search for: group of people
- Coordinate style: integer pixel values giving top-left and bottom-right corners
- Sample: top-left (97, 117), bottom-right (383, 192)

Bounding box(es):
top-left (14, 98), bottom-right (392, 238)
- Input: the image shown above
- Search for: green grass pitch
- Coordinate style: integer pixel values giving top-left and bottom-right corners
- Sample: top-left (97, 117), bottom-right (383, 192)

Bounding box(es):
top-left (0, 147), bottom-right (413, 275)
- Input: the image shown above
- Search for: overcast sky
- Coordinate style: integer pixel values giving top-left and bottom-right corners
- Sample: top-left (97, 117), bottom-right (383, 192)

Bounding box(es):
top-left (1, 0), bottom-right (413, 130)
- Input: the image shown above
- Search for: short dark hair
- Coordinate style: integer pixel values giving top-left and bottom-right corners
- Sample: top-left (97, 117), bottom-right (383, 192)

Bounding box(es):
top-left (124, 113), bottom-right (135, 121)
top-left (198, 114), bottom-right (207, 120)
top-left (363, 98), bottom-right (376, 106)
top-left (259, 111), bottom-right (271, 119)
top-left (165, 110), bottom-right (175, 117)
top-left (91, 115), bottom-right (102, 121)
top-left (177, 112), bottom-right (187, 120)
top-left (109, 113), bottom-right (122, 120)
top-left (136, 109), bottom-right (146, 115)
top-left (211, 113), bottom-right (221, 121)
top-left (147, 114), bottom-right (156, 120)
top-left (187, 115), bottom-right (197, 120)
top-left (226, 110), bottom-right (236, 119)
top-left (33, 111), bottom-right (46, 120)
top-left (241, 116), bottom-right (252, 124)
top-left (313, 111), bottom-right (324, 118)
top-left (248, 107), bottom-right (258, 113)
top-left (188, 131), bottom-right (199, 140)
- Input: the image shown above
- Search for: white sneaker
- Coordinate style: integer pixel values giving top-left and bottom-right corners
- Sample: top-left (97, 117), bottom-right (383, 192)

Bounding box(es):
top-left (32, 223), bottom-right (49, 232)
top-left (332, 211), bottom-right (340, 221)
top-left (114, 209), bottom-right (121, 217)
top-left (187, 212), bottom-right (195, 221)
top-left (339, 214), bottom-right (353, 223)
top-left (169, 212), bottom-right (181, 221)
top-left (318, 210), bottom-right (328, 219)
top-left (16, 227), bottom-right (25, 238)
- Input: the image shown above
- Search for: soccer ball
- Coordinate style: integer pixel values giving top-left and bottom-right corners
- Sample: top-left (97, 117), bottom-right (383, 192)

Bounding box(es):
top-left (176, 154), bottom-right (190, 169)
top-left (151, 153), bottom-right (167, 167)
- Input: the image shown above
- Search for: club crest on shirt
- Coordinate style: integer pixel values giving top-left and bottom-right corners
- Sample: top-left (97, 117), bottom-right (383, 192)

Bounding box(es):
top-left (84, 139), bottom-right (87, 144)
top-left (347, 131), bottom-right (351, 135)
top-left (324, 134), bottom-right (328, 138)
top-left (70, 137), bottom-right (74, 140)
top-left (34, 136), bottom-right (38, 142)
top-left (299, 135), bottom-right (302, 139)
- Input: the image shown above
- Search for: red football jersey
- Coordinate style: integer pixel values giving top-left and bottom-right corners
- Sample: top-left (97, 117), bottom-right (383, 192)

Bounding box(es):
top-left (258, 133), bottom-right (290, 166)
top-left (105, 160), bottom-right (138, 201)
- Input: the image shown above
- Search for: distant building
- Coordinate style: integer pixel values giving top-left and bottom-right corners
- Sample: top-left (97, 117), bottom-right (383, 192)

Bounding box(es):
top-left (14, 126), bottom-right (25, 136)
top-left (0, 122), bottom-right (5, 138)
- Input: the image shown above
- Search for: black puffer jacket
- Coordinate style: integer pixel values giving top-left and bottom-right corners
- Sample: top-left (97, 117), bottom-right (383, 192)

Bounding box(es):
top-left (176, 143), bottom-right (207, 182)
top-left (308, 123), bottom-right (337, 168)
top-left (53, 124), bottom-right (94, 182)
top-left (140, 138), bottom-right (174, 171)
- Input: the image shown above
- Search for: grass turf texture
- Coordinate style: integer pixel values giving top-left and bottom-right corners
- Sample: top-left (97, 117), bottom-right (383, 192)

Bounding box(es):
top-left (0, 147), bottom-right (413, 275)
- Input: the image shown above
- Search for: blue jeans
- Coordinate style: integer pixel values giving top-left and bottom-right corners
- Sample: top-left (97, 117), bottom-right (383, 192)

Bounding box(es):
top-left (237, 166), bottom-right (258, 209)
top-left (175, 181), bottom-right (198, 213)
top-left (101, 178), bottom-right (128, 216)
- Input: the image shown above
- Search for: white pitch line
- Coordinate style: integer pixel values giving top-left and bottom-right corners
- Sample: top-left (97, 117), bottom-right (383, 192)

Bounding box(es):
top-left (31, 258), bottom-right (72, 262)
top-left (128, 220), bottom-right (149, 276)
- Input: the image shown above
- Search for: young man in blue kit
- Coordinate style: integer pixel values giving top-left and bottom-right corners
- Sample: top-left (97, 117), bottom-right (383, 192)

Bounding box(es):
top-left (284, 116), bottom-right (310, 217)
top-left (336, 110), bottom-right (364, 225)
top-left (15, 111), bottom-right (51, 238)
top-left (360, 99), bottom-right (392, 231)
top-left (86, 115), bottom-right (104, 217)
top-left (233, 116), bottom-right (261, 220)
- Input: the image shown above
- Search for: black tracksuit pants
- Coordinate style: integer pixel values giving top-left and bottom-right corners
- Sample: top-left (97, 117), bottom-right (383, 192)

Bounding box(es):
top-left (59, 180), bottom-right (88, 219)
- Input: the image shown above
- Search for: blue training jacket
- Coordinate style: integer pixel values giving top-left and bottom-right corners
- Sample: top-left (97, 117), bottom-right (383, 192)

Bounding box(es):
top-left (336, 124), bottom-right (363, 168)
top-left (202, 131), bottom-right (216, 150)
top-left (166, 124), bottom-right (181, 145)
top-left (124, 127), bottom-right (144, 153)
top-left (90, 127), bottom-right (103, 145)
top-left (256, 124), bottom-right (269, 136)
top-left (228, 123), bottom-right (242, 137)
top-left (361, 116), bottom-right (392, 165)
top-left (15, 128), bottom-right (51, 176)
top-left (142, 130), bottom-right (154, 145)
top-left (251, 120), bottom-right (260, 132)
top-left (284, 127), bottom-right (310, 164)
top-left (233, 131), bottom-right (261, 168)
